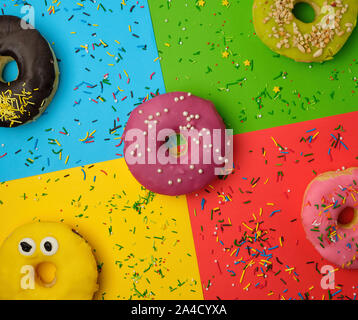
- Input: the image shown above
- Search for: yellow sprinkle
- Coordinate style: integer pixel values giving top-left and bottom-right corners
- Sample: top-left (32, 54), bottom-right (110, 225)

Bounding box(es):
top-left (312, 131), bottom-right (320, 139)
top-left (54, 139), bottom-right (61, 147)
top-left (128, 25), bottom-right (132, 32)
top-left (271, 136), bottom-right (278, 146)
top-left (123, 70), bottom-right (129, 78)
top-left (243, 283), bottom-right (251, 290)
top-left (242, 222), bottom-right (253, 231)
top-left (65, 155), bottom-right (69, 164)
top-left (79, 132), bottom-right (89, 142)
top-left (239, 269), bottom-right (245, 284)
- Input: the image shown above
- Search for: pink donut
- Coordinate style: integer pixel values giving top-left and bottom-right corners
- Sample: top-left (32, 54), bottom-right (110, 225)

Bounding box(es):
top-left (301, 168), bottom-right (358, 269)
top-left (123, 92), bottom-right (232, 196)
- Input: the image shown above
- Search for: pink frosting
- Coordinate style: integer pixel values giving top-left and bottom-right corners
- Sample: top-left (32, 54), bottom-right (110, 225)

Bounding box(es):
top-left (301, 168), bottom-right (358, 269)
top-left (123, 92), bottom-right (229, 196)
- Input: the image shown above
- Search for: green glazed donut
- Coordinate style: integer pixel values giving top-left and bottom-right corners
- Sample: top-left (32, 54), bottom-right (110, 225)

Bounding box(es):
top-left (253, 0), bottom-right (358, 62)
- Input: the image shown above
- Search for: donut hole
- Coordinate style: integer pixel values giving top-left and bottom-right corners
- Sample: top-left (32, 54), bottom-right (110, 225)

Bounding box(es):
top-left (164, 133), bottom-right (188, 158)
top-left (292, 2), bottom-right (316, 24)
top-left (337, 207), bottom-right (358, 229)
top-left (0, 57), bottom-right (19, 83)
top-left (35, 261), bottom-right (57, 288)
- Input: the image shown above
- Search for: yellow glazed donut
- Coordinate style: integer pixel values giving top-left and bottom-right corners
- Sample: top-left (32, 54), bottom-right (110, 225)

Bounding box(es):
top-left (0, 222), bottom-right (98, 300)
top-left (253, 0), bottom-right (358, 62)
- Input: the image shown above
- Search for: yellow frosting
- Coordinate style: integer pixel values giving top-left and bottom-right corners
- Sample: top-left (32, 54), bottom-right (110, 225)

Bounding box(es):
top-left (0, 222), bottom-right (98, 300)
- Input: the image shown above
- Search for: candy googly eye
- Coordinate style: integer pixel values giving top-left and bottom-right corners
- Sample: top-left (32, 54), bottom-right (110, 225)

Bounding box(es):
top-left (40, 237), bottom-right (58, 256)
top-left (18, 238), bottom-right (36, 256)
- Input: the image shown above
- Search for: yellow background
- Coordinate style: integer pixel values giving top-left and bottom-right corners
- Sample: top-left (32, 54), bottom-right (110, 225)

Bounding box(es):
top-left (0, 158), bottom-right (203, 300)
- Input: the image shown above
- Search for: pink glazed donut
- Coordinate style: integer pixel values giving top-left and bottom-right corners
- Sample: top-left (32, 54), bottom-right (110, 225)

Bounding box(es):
top-left (123, 92), bottom-right (232, 196)
top-left (301, 168), bottom-right (358, 269)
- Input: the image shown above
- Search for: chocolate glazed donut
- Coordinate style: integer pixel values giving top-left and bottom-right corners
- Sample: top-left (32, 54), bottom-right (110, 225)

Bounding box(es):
top-left (0, 15), bottom-right (59, 128)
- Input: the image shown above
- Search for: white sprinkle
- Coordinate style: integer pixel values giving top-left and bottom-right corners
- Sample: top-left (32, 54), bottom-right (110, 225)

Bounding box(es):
top-left (168, 180), bottom-right (173, 185)
top-left (198, 169), bottom-right (203, 174)
top-left (157, 169), bottom-right (162, 173)
top-left (148, 115), bottom-right (153, 120)
top-left (183, 111), bottom-right (188, 116)
top-left (156, 112), bottom-right (161, 116)
top-left (179, 96), bottom-right (184, 100)
top-left (195, 114), bottom-right (200, 119)
top-left (189, 165), bottom-right (194, 170)
top-left (164, 108), bottom-right (169, 112)
top-left (174, 97), bottom-right (179, 102)
top-left (177, 178), bottom-right (182, 183)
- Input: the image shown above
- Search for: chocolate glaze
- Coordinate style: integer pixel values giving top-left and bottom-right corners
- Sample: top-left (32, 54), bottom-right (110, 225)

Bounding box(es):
top-left (0, 15), bottom-right (58, 127)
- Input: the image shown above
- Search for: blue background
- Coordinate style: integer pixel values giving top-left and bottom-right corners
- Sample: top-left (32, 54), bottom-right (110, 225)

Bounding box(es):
top-left (0, 0), bottom-right (165, 181)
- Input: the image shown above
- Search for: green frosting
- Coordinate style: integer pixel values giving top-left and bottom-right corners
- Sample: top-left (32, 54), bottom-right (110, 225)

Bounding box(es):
top-left (253, 0), bottom-right (358, 62)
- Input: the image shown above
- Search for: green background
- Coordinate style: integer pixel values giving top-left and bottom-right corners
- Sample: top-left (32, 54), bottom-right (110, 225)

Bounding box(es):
top-left (148, 0), bottom-right (358, 134)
